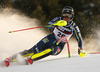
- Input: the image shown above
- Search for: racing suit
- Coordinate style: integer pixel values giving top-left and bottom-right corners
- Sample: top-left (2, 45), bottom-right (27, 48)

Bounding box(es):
top-left (11, 17), bottom-right (83, 62)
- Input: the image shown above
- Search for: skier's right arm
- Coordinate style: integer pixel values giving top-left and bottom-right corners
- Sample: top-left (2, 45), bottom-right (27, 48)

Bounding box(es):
top-left (47, 17), bottom-right (60, 29)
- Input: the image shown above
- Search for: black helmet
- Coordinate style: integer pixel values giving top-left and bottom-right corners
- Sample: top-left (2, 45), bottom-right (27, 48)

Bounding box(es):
top-left (62, 6), bottom-right (74, 21)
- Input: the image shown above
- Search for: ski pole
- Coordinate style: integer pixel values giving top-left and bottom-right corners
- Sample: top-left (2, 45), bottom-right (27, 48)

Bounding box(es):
top-left (9, 24), bottom-right (54, 33)
top-left (56, 36), bottom-right (70, 58)
top-left (9, 26), bottom-right (42, 33)
top-left (9, 20), bottom-right (67, 33)
top-left (9, 25), bottom-right (54, 33)
top-left (87, 52), bottom-right (100, 54)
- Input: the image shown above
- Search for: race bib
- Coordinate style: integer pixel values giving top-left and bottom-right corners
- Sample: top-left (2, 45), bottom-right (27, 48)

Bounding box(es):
top-left (53, 27), bottom-right (72, 42)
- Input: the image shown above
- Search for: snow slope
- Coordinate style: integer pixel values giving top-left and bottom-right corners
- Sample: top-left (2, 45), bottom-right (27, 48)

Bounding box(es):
top-left (0, 54), bottom-right (100, 72)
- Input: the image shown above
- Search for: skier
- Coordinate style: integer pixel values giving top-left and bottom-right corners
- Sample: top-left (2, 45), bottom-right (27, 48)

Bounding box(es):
top-left (4, 6), bottom-right (86, 67)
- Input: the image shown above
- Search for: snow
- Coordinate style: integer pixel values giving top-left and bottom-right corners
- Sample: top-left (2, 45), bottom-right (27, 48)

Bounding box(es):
top-left (0, 54), bottom-right (100, 72)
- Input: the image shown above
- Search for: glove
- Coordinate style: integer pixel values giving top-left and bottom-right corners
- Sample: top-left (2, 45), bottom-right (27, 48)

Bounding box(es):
top-left (46, 20), bottom-right (67, 29)
top-left (53, 20), bottom-right (67, 26)
top-left (78, 48), bottom-right (87, 57)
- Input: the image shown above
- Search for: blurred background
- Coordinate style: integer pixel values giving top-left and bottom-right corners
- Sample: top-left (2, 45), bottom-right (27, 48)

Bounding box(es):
top-left (0, 0), bottom-right (100, 38)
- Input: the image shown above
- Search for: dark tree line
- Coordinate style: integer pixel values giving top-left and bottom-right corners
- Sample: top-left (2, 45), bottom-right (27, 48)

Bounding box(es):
top-left (0, 0), bottom-right (100, 37)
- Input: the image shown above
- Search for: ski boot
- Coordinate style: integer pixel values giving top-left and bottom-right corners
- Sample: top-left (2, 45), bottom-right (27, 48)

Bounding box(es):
top-left (4, 57), bottom-right (11, 67)
top-left (78, 48), bottom-right (87, 57)
top-left (25, 57), bottom-right (33, 65)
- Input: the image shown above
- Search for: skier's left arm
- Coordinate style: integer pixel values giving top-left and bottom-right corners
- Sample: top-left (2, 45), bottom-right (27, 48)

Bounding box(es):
top-left (47, 17), bottom-right (60, 29)
top-left (73, 24), bottom-right (83, 49)
top-left (73, 24), bottom-right (86, 57)
top-left (47, 17), bottom-right (67, 29)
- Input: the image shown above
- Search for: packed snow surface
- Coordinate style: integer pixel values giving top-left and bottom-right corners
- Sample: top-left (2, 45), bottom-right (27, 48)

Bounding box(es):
top-left (0, 54), bottom-right (100, 72)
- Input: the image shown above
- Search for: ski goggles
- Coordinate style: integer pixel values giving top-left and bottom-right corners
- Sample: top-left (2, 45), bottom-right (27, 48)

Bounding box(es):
top-left (63, 14), bottom-right (72, 18)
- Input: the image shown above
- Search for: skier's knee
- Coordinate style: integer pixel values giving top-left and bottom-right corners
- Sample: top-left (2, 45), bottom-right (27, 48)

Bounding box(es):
top-left (30, 45), bottom-right (40, 54)
top-left (51, 46), bottom-right (62, 55)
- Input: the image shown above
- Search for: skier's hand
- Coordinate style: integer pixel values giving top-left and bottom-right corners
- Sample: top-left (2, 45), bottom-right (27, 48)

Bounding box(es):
top-left (46, 20), bottom-right (67, 29)
top-left (78, 48), bottom-right (87, 57)
top-left (53, 20), bottom-right (67, 26)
